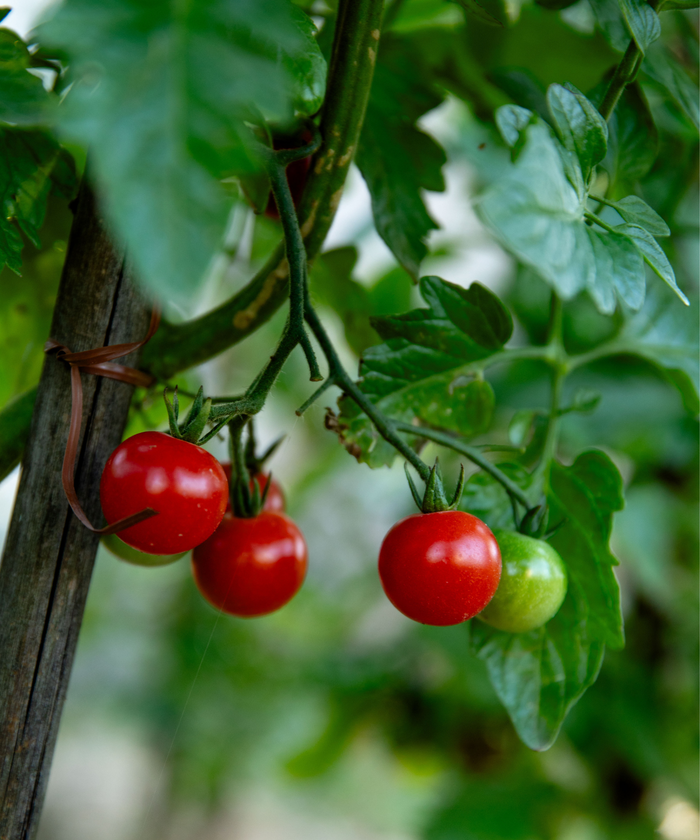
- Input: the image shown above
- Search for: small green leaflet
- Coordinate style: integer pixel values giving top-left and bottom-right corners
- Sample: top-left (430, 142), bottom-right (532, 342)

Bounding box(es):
top-left (39, 0), bottom-right (326, 305)
top-left (356, 42), bottom-right (446, 279)
top-left (618, 0), bottom-right (660, 53)
top-left (468, 450), bottom-right (624, 750)
top-left (336, 276), bottom-right (512, 468)
top-left (0, 129), bottom-right (76, 272)
top-left (479, 116), bottom-right (645, 314)
top-left (594, 196), bottom-right (669, 237)
top-left (617, 224), bottom-right (688, 305)
top-left (0, 26), bottom-right (50, 125)
top-left (547, 84), bottom-right (607, 186)
top-left (588, 0), bottom-right (630, 52)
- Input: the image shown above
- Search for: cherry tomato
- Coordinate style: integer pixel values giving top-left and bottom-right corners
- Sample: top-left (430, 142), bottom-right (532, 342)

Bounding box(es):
top-left (221, 463), bottom-right (285, 514)
top-left (477, 531), bottom-right (567, 633)
top-left (100, 431), bottom-right (228, 555)
top-left (265, 128), bottom-right (313, 220)
top-left (192, 512), bottom-right (307, 617)
top-left (378, 510), bottom-right (501, 626)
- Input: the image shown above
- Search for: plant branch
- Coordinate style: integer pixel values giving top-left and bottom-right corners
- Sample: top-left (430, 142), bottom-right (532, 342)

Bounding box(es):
top-left (598, 40), bottom-right (642, 122)
top-left (393, 422), bottom-right (533, 511)
top-left (303, 303), bottom-right (432, 483)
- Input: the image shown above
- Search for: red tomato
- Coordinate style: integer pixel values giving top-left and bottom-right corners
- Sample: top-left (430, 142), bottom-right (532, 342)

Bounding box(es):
top-left (100, 431), bottom-right (228, 555)
top-left (192, 512), bottom-right (307, 617)
top-left (378, 510), bottom-right (501, 626)
top-left (265, 128), bottom-right (313, 220)
top-left (221, 463), bottom-right (285, 514)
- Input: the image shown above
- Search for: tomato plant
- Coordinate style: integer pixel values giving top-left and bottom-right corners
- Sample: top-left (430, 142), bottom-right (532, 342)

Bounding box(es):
top-left (0, 0), bottom-right (697, 833)
top-left (100, 431), bottom-right (228, 555)
top-left (192, 511), bottom-right (307, 617)
top-left (379, 510), bottom-right (501, 626)
top-left (477, 531), bottom-right (567, 633)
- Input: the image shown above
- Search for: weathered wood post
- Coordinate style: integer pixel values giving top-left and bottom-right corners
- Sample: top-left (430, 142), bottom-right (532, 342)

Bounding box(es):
top-left (0, 181), bottom-right (151, 839)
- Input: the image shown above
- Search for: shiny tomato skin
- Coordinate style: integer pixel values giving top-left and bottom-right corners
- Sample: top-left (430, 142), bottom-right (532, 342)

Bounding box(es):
top-left (221, 463), bottom-right (285, 514)
top-left (477, 531), bottom-right (567, 633)
top-left (100, 431), bottom-right (228, 555)
top-left (192, 512), bottom-right (307, 617)
top-left (378, 510), bottom-right (501, 626)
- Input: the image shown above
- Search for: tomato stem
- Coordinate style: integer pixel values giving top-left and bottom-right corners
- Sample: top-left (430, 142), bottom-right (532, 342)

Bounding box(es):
top-left (395, 422), bottom-right (533, 512)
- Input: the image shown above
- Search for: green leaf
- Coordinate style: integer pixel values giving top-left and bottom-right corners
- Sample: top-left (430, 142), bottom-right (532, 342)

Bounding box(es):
top-left (619, 0), bottom-right (661, 53)
top-left (0, 128), bottom-right (76, 272)
top-left (547, 84), bottom-right (607, 183)
top-left (468, 598), bottom-right (605, 751)
top-left (479, 119), bottom-right (645, 314)
top-left (0, 27), bottom-right (50, 125)
top-left (496, 104), bottom-right (536, 148)
top-left (600, 196), bottom-right (670, 237)
top-left (286, 5), bottom-right (327, 116)
top-left (549, 451), bottom-right (625, 649)
top-left (337, 277), bottom-right (511, 468)
top-left (597, 83), bottom-right (658, 197)
top-left (463, 451), bottom-right (623, 750)
top-left (356, 42), bottom-right (446, 278)
top-left (39, 0), bottom-right (326, 305)
top-left (588, 0), bottom-right (630, 51)
top-left (643, 43), bottom-right (700, 130)
top-left (461, 462), bottom-right (532, 530)
top-left (618, 284), bottom-right (699, 412)
top-left (617, 223), bottom-right (688, 305)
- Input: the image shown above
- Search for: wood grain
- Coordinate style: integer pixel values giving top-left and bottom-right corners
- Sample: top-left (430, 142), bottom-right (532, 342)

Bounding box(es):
top-left (0, 181), bottom-right (151, 840)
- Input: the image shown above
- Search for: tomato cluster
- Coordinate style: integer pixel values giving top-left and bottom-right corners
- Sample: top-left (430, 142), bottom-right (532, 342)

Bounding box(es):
top-left (378, 512), bottom-right (566, 631)
top-left (101, 431), bottom-right (566, 631)
top-left (101, 432), bottom-right (306, 618)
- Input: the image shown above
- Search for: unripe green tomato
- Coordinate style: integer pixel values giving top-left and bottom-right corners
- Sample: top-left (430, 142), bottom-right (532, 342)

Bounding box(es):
top-left (102, 532), bottom-right (187, 567)
top-left (477, 530), bottom-right (567, 633)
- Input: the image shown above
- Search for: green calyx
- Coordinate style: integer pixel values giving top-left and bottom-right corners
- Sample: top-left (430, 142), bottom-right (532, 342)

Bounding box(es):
top-left (405, 458), bottom-right (465, 514)
top-left (244, 419), bottom-right (284, 476)
top-left (163, 386), bottom-right (215, 445)
top-left (228, 418), bottom-right (272, 518)
top-left (518, 498), bottom-right (566, 540)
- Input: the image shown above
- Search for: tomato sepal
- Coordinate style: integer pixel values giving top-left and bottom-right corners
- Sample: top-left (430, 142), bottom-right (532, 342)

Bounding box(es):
top-left (405, 458), bottom-right (465, 514)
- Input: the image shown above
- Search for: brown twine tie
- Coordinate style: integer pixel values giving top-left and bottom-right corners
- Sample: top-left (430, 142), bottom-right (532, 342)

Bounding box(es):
top-left (44, 308), bottom-right (161, 535)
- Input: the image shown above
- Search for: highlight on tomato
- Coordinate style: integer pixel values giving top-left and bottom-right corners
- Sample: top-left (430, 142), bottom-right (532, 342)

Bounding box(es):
top-left (192, 511), bottom-right (307, 618)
